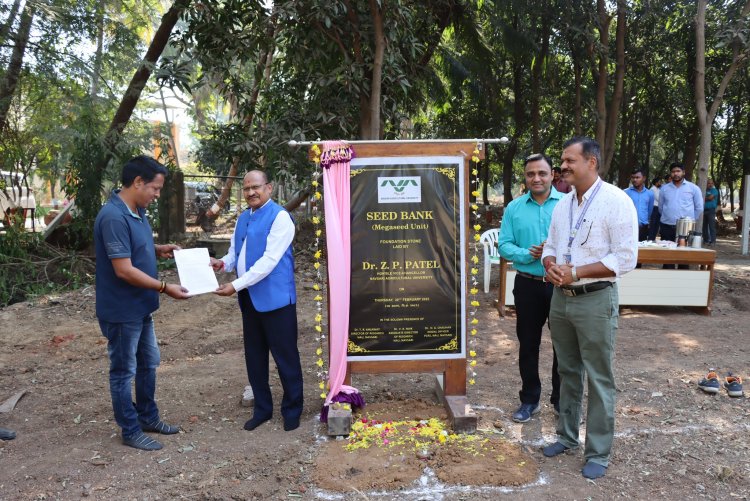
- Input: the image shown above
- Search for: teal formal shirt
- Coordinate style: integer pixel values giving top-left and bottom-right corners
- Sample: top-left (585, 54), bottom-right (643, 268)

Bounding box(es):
top-left (498, 188), bottom-right (563, 276)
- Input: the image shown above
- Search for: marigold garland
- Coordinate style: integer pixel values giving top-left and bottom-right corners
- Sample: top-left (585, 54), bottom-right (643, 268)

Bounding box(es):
top-left (310, 143), bottom-right (329, 399)
top-left (468, 146), bottom-right (481, 386)
top-left (345, 416), bottom-right (487, 454)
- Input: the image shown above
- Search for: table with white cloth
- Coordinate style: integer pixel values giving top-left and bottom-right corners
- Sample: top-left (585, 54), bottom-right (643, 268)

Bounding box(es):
top-left (497, 246), bottom-right (717, 316)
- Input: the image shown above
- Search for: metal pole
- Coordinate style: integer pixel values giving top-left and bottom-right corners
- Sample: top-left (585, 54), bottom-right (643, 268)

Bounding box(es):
top-left (288, 137), bottom-right (510, 147)
top-left (742, 174), bottom-right (750, 255)
top-left (183, 173), bottom-right (244, 180)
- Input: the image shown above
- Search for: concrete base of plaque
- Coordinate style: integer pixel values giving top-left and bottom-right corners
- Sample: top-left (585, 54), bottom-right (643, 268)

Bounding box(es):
top-left (327, 407), bottom-right (353, 436)
top-left (434, 375), bottom-right (478, 434)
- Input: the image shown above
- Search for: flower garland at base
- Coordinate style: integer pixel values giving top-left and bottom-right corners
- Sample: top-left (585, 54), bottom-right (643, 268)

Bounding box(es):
top-left (344, 416), bottom-right (490, 458)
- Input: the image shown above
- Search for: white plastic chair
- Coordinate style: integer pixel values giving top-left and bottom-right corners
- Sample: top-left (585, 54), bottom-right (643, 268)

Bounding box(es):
top-left (480, 228), bottom-right (500, 293)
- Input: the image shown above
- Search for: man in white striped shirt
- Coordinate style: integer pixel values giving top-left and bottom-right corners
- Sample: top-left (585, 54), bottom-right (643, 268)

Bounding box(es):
top-left (540, 137), bottom-right (638, 480)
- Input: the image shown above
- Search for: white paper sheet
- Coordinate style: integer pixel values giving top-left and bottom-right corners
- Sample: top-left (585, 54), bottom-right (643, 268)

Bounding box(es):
top-left (173, 248), bottom-right (219, 296)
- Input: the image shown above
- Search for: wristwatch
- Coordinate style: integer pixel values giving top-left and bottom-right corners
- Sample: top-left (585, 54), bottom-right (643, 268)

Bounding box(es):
top-left (571, 267), bottom-right (580, 282)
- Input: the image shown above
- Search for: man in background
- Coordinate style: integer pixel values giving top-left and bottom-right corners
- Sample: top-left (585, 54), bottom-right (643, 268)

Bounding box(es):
top-left (659, 162), bottom-right (703, 244)
top-left (703, 178), bottom-right (719, 245)
top-left (624, 168), bottom-right (654, 243)
top-left (552, 166), bottom-right (571, 193)
top-left (499, 153), bottom-right (562, 422)
top-left (659, 163), bottom-right (703, 271)
top-left (648, 176), bottom-right (663, 241)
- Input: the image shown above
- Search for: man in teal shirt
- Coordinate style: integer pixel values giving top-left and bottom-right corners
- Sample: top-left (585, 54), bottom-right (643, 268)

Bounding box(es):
top-left (499, 153), bottom-right (563, 422)
top-left (703, 178), bottom-right (719, 245)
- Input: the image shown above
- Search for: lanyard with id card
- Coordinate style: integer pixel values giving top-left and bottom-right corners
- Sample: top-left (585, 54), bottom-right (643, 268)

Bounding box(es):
top-left (565, 179), bottom-right (602, 264)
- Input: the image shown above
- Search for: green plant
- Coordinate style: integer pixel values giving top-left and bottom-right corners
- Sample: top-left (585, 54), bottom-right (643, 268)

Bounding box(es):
top-left (0, 226), bottom-right (94, 307)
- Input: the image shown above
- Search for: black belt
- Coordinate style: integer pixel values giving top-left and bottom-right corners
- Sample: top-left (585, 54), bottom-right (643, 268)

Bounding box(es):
top-left (559, 281), bottom-right (613, 297)
top-left (516, 271), bottom-right (545, 282)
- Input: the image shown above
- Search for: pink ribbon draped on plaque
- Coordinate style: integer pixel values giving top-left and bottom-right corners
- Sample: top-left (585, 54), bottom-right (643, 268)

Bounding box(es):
top-left (320, 141), bottom-right (361, 412)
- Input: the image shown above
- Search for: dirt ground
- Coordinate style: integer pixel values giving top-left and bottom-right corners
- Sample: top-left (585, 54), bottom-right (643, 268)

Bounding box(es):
top-left (1, 228), bottom-right (749, 500)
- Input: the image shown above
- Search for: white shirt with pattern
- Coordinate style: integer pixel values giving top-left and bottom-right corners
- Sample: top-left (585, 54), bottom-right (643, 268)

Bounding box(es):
top-left (542, 177), bottom-right (638, 285)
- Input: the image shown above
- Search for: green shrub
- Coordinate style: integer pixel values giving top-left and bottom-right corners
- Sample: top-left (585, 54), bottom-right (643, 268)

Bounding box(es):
top-left (0, 226), bottom-right (94, 307)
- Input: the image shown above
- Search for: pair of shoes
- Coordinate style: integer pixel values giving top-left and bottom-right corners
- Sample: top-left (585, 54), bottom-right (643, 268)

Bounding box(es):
top-left (0, 427), bottom-right (16, 441)
top-left (511, 402), bottom-right (540, 423)
top-left (283, 418), bottom-right (300, 431)
top-left (542, 441), bottom-right (569, 457)
top-left (244, 415), bottom-right (271, 431)
top-left (241, 385), bottom-right (255, 407)
top-left (698, 370), bottom-right (744, 397)
top-left (697, 370), bottom-right (720, 393)
top-left (582, 461), bottom-right (607, 479)
top-left (140, 419), bottom-right (180, 435)
top-left (724, 374), bottom-right (744, 397)
top-left (123, 432), bottom-right (163, 451)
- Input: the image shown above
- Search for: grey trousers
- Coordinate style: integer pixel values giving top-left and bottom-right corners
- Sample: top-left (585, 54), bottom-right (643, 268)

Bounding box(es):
top-left (549, 284), bottom-right (619, 467)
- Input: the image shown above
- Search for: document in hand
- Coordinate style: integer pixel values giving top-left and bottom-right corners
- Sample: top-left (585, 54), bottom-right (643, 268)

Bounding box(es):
top-left (173, 248), bottom-right (219, 296)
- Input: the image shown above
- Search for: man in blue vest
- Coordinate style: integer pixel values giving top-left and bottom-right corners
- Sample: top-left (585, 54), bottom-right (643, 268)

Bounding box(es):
top-left (211, 170), bottom-right (303, 432)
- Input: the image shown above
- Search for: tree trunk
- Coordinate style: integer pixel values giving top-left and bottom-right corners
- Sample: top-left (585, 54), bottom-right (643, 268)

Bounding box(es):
top-left (417, 3), bottom-right (455, 68)
top-left (0, 0), bottom-right (22, 44)
top-left (694, 0), bottom-right (711, 234)
top-left (367, 0), bottom-right (385, 140)
top-left (602, 0), bottom-right (626, 176)
top-left (694, 0), bottom-right (750, 230)
top-left (0, 2), bottom-right (34, 131)
top-left (481, 157), bottom-right (490, 206)
top-left (530, 11), bottom-right (550, 152)
top-left (572, 52), bottom-right (582, 136)
top-left (594, 0), bottom-right (611, 148)
top-left (718, 105), bottom-right (734, 188)
top-left (499, 141), bottom-right (517, 206)
top-left (616, 94), bottom-right (631, 188)
top-left (683, 120), bottom-right (699, 179)
top-left (90, 6), bottom-right (105, 98)
top-left (95, 0), bottom-right (191, 172)
top-left (159, 88), bottom-right (181, 170)
top-left (741, 86), bottom-right (750, 211)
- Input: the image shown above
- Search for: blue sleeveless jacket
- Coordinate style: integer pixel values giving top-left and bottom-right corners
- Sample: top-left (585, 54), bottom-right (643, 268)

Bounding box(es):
top-left (234, 201), bottom-right (296, 312)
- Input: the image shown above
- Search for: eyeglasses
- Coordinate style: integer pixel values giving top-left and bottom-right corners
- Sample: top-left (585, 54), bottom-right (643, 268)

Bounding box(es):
top-left (242, 182), bottom-right (270, 192)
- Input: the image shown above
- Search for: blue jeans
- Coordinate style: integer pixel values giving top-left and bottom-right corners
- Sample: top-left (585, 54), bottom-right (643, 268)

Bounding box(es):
top-left (99, 315), bottom-right (161, 438)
